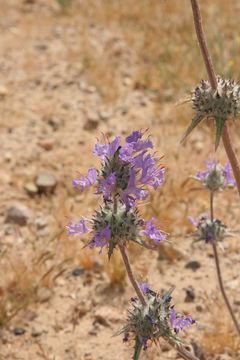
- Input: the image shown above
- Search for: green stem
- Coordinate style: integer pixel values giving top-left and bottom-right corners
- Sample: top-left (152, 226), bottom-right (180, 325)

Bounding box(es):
top-left (133, 337), bottom-right (142, 360)
top-left (209, 193), bottom-right (240, 335)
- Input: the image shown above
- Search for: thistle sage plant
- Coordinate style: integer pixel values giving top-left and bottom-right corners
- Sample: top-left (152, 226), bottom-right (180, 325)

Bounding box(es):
top-left (190, 160), bottom-right (240, 335)
top-left (68, 131), bottom-right (197, 360)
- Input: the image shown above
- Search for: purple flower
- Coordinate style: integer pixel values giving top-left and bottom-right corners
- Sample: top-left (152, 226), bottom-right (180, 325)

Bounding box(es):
top-left (67, 219), bottom-right (89, 236)
top-left (188, 215), bottom-right (214, 243)
top-left (93, 136), bottom-right (120, 161)
top-left (143, 218), bottom-right (167, 243)
top-left (89, 225), bottom-right (111, 249)
top-left (170, 307), bottom-right (195, 334)
top-left (93, 143), bottom-right (109, 160)
top-left (126, 130), bottom-right (153, 151)
top-left (188, 216), bottom-right (198, 227)
top-left (74, 131), bottom-right (165, 207)
top-left (189, 216), bottom-right (227, 243)
top-left (134, 138), bottom-right (153, 152)
top-left (139, 282), bottom-right (150, 294)
top-left (98, 172), bottom-right (116, 199)
top-left (195, 160), bottom-right (217, 181)
top-left (119, 143), bottom-right (134, 162)
top-left (195, 160), bottom-right (235, 191)
top-left (120, 168), bottom-right (148, 207)
top-left (126, 130), bottom-right (142, 143)
top-left (139, 336), bottom-right (148, 351)
top-left (73, 167), bottom-right (97, 191)
top-left (223, 163), bottom-right (236, 187)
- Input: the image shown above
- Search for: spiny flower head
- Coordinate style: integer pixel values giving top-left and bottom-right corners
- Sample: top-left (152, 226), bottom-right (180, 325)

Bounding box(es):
top-left (73, 130), bottom-right (165, 207)
top-left (67, 201), bottom-right (167, 259)
top-left (182, 76), bottom-right (240, 148)
top-left (189, 216), bottom-right (228, 244)
top-left (194, 160), bottom-right (235, 192)
top-left (121, 286), bottom-right (195, 351)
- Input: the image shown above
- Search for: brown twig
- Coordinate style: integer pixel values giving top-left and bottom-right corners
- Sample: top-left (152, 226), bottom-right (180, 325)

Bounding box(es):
top-left (190, 0), bottom-right (240, 196)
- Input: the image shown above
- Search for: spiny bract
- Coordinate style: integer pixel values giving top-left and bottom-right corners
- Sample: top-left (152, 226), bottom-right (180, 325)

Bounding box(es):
top-left (121, 287), bottom-right (195, 351)
top-left (182, 76), bottom-right (240, 148)
top-left (93, 203), bottom-right (141, 258)
top-left (190, 216), bottom-right (228, 244)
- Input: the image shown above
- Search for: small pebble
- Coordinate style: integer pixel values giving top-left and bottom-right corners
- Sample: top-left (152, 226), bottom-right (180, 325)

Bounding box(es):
top-left (36, 172), bottom-right (58, 194)
top-left (184, 287), bottom-right (195, 302)
top-left (0, 85), bottom-right (8, 97)
top-left (38, 139), bottom-right (54, 151)
top-left (5, 205), bottom-right (31, 226)
top-left (185, 260), bottom-right (201, 271)
top-left (24, 182), bottom-right (38, 196)
top-left (72, 267), bottom-right (85, 277)
top-left (99, 111), bottom-right (110, 121)
top-left (122, 76), bottom-right (132, 86)
top-left (196, 305), bottom-right (203, 312)
top-left (31, 329), bottom-right (43, 337)
top-left (35, 217), bottom-right (48, 230)
top-left (37, 287), bottom-right (52, 303)
top-left (83, 119), bottom-right (99, 131)
top-left (13, 327), bottom-right (26, 336)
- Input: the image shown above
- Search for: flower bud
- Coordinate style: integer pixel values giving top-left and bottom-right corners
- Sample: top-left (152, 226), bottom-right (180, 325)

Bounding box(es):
top-left (120, 287), bottom-right (195, 351)
top-left (191, 216), bottom-right (227, 244)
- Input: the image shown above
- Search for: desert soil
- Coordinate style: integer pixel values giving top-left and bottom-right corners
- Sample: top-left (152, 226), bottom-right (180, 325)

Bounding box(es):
top-left (0, 1), bottom-right (239, 360)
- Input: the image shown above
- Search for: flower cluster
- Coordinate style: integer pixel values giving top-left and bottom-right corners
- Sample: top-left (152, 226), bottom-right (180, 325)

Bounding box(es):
top-left (182, 76), bottom-right (240, 148)
top-left (189, 216), bottom-right (228, 244)
top-left (194, 160), bottom-right (235, 192)
top-left (68, 131), bottom-right (167, 258)
top-left (121, 286), bottom-right (195, 351)
top-left (73, 131), bottom-right (164, 207)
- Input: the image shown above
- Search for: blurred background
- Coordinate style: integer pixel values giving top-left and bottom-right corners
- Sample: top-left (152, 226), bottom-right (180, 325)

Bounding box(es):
top-left (0, 1), bottom-right (239, 359)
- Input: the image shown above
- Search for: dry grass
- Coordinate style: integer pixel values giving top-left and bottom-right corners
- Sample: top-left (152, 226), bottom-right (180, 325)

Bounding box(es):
top-left (103, 252), bottom-right (126, 285)
top-left (202, 314), bottom-right (240, 356)
top-left (63, 0), bottom-right (240, 102)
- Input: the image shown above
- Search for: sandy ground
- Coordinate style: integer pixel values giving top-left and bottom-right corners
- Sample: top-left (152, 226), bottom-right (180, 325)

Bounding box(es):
top-left (0, 1), bottom-right (239, 359)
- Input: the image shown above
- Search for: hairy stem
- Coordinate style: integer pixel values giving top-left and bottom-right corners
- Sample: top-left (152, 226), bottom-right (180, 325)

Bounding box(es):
top-left (133, 336), bottom-right (142, 360)
top-left (222, 125), bottom-right (240, 196)
top-left (210, 192), bottom-right (240, 335)
top-left (190, 0), bottom-right (217, 88)
top-left (190, 0), bottom-right (240, 195)
top-left (118, 244), bottom-right (146, 305)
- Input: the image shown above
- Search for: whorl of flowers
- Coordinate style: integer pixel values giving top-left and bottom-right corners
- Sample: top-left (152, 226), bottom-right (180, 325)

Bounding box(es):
top-left (68, 131), bottom-right (167, 258)
top-left (72, 131), bottom-right (165, 206)
top-left (194, 160), bottom-right (236, 192)
top-left (189, 216), bottom-right (228, 244)
top-left (121, 286), bottom-right (195, 351)
top-left (182, 76), bottom-right (240, 148)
